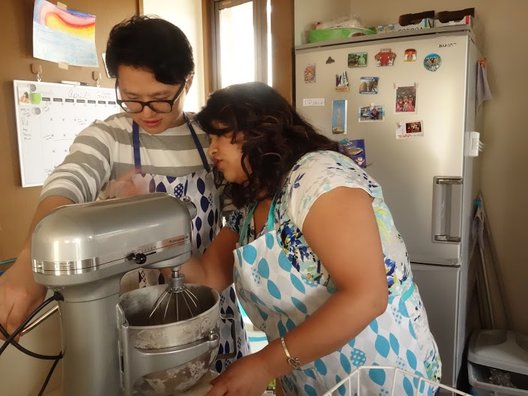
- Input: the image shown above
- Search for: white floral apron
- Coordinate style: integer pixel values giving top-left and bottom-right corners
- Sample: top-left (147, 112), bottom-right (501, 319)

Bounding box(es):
top-left (129, 115), bottom-right (249, 372)
top-left (234, 200), bottom-right (440, 395)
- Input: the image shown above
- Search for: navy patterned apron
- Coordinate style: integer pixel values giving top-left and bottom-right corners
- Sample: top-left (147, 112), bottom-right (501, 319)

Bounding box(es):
top-left (128, 114), bottom-right (249, 372)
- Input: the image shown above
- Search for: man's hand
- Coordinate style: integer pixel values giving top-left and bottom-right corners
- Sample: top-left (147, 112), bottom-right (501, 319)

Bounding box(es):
top-left (0, 247), bottom-right (46, 341)
top-left (102, 169), bottom-right (150, 199)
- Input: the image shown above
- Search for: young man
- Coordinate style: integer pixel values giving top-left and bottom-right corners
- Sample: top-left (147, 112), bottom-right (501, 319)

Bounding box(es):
top-left (0, 15), bottom-right (248, 373)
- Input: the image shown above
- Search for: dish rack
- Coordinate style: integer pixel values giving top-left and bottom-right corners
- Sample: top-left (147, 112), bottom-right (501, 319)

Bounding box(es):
top-left (322, 366), bottom-right (471, 396)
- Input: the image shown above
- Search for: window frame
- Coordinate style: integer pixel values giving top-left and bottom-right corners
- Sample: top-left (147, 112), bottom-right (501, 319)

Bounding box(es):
top-left (202, 0), bottom-right (293, 101)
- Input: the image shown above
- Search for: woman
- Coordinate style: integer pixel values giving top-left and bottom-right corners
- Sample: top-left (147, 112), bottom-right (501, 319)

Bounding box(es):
top-left (188, 82), bottom-right (441, 396)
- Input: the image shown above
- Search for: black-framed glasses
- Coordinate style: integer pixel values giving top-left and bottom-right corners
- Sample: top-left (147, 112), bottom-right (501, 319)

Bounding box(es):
top-left (115, 80), bottom-right (187, 114)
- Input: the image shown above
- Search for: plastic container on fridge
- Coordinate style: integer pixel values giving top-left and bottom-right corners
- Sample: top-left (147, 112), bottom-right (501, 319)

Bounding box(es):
top-left (322, 366), bottom-right (471, 396)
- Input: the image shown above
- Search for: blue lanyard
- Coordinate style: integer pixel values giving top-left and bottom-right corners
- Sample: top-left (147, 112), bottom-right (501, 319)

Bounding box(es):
top-left (238, 199), bottom-right (277, 246)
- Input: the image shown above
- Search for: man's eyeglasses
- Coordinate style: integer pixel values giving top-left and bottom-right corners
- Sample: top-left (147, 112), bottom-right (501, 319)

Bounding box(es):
top-left (115, 80), bottom-right (187, 114)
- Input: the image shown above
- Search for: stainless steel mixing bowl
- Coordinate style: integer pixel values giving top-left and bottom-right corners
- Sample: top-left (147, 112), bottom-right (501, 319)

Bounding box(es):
top-left (119, 284), bottom-right (220, 394)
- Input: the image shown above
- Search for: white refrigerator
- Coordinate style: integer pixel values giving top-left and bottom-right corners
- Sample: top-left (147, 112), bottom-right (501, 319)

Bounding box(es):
top-left (295, 26), bottom-right (481, 391)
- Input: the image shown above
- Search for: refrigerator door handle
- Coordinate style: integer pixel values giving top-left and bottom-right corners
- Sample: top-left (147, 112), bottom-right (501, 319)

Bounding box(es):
top-left (432, 177), bottom-right (463, 243)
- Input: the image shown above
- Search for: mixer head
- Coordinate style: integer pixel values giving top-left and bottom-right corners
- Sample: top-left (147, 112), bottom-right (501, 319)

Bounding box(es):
top-left (31, 193), bottom-right (197, 289)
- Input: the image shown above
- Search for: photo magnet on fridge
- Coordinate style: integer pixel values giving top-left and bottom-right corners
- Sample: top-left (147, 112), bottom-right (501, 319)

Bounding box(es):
top-left (424, 53), bottom-right (442, 71)
top-left (375, 48), bottom-right (396, 66)
top-left (359, 77), bottom-right (379, 94)
top-left (335, 71), bottom-right (350, 92)
top-left (348, 51), bottom-right (368, 67)
top-left (332, 99), bottom-right (347, 134)
top-left (359, 104), bottom-right (384, 122)
top-left (395, 84), bottom-right (417, 113)
top-left (339, 138), bottom-right (367, 168)
top-left (304, 64), bottom-right (316, 83)
top-left (396, 121), bottom-right (424, 139)
top-left (404, 49), bottom-right (417, 62)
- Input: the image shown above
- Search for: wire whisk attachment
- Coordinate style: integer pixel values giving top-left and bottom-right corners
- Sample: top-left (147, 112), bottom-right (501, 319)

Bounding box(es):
top-left (148, 268), bottom-right (199, 324)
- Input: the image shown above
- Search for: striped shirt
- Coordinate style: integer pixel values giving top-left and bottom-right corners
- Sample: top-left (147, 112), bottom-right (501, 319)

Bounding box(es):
top-left (40, 113), bottom-right (210, 203)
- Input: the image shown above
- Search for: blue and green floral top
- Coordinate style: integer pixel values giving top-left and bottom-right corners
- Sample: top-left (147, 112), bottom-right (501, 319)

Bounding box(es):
top-left (226, 150), bottom-right (412, 295)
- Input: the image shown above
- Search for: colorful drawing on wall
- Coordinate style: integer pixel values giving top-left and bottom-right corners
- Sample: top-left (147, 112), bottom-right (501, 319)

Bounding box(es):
top-left (396, 121), bottom-right (424, 139)
top-left (304, 63), bottom-right (316, 83)
top-left (33, 0), bottom-right (98, 67)
top-left (348, 52), bottom-right (368, 67)
top-left (395, 84), bottom-right (417, 113)
top-left (332, 99), bottom-right (347, 134)
top-left (359, 104), bottom-right (384, 122)
top-left (359, 77), bottom-right (379, 94)
top-left (339, 138), bottom-right (367, 168)
top-left (335, 71), bottom-right (350, 92)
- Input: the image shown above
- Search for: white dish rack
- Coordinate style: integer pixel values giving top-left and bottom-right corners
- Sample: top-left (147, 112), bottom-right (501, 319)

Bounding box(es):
top-left (322, 366), bottom-right (471, 396)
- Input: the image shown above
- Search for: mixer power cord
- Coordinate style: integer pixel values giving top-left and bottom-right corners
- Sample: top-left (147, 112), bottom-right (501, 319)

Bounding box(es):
top-left (0, 291), bottom-right (64, 396)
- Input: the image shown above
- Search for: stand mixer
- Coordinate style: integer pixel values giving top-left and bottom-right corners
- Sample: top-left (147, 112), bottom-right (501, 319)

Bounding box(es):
top-left (31, 193), bottom-right (221, 395)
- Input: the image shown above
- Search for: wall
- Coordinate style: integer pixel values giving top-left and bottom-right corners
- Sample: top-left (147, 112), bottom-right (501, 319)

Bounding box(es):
top-left (294, 0), bottom-right (528, 334)
top-left (0, 1), bottom-right (137, 394)
top-left (0, 0), bottom-right (138, 261)
top-left (294, 0), bottom-right (350, 46)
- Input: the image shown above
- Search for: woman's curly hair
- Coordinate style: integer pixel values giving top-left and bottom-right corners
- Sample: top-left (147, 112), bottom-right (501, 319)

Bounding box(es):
top-left (196, 82), bottom-right (339, 208)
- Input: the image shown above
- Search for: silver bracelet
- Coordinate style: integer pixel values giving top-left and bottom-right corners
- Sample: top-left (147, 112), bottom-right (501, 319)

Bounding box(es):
top-left (280, 336), bottom-right (301, 369)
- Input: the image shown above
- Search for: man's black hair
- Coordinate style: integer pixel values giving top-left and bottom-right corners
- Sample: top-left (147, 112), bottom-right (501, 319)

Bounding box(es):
top-left (106, 15), bottom-right (194, 84)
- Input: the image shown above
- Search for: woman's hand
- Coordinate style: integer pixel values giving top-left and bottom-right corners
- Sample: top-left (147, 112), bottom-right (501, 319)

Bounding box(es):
top-left (206, 354), bottom-right (273, 396)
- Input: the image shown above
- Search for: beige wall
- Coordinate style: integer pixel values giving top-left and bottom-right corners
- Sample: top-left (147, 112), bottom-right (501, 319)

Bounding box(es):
top-left (295, 0), bottom-right (528, 334)
top-left (0, 0), bottom-right (137, 261)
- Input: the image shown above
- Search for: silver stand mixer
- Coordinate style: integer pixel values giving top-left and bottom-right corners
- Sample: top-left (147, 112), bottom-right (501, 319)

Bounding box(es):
top-left (31, 193), bottom-right (220, 395)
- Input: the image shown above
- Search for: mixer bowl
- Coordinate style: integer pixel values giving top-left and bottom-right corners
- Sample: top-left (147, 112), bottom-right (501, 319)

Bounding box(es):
top-left (119, 284), bottom-right (220, 394)
top-left (135, 353), bottom-right (218, 395)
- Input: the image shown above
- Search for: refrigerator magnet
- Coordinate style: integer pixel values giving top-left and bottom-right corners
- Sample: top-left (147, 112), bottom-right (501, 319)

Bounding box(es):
top-left (404, 49), bottom-right (417, 62)
top-left (396, 121), bottom-right (424, 139)
top-left (424, 53), bottom-right (442, 71)
top-left (374, 48), bottom-right (396, 66)
top-left (359, 104), bottom-right (384, 122)
top-left (348, 51), bottom-right (368, 67)
top-left (338, 138), bottom-right (367, 168)
top-left (304, 64), bottom-right (316, 83)
top-left (331, 99), bottom-right (347, 134)
top-left (335, 71), bottom-right (350, 92)
top-left (395, 84), bottom-right (417, 113)
top-left (359, 77), bottom-right (379, 94)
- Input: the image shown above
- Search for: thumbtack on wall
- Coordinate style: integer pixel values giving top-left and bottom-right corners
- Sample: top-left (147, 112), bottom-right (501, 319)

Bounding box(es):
top-left (30, 63), bottom-right (43, 82)
top-left (92, 71), bottom-right (101, 87)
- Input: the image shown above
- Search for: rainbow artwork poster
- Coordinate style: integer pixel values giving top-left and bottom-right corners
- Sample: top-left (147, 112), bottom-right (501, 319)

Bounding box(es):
top-left (33, 0), bottom-right (98, 67)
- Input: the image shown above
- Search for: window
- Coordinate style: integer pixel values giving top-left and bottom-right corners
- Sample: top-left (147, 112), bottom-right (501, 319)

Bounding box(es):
top-left (204, 0), bottom-right (293, 101)
top-left (208, 0), bottom-right (269, 89)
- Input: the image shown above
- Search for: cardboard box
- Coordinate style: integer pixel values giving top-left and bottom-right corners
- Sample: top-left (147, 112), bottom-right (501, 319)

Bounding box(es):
top-left (377, 18), bottom-right (433, 34)
top-left (434, 15), bottom-right (473, 27)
